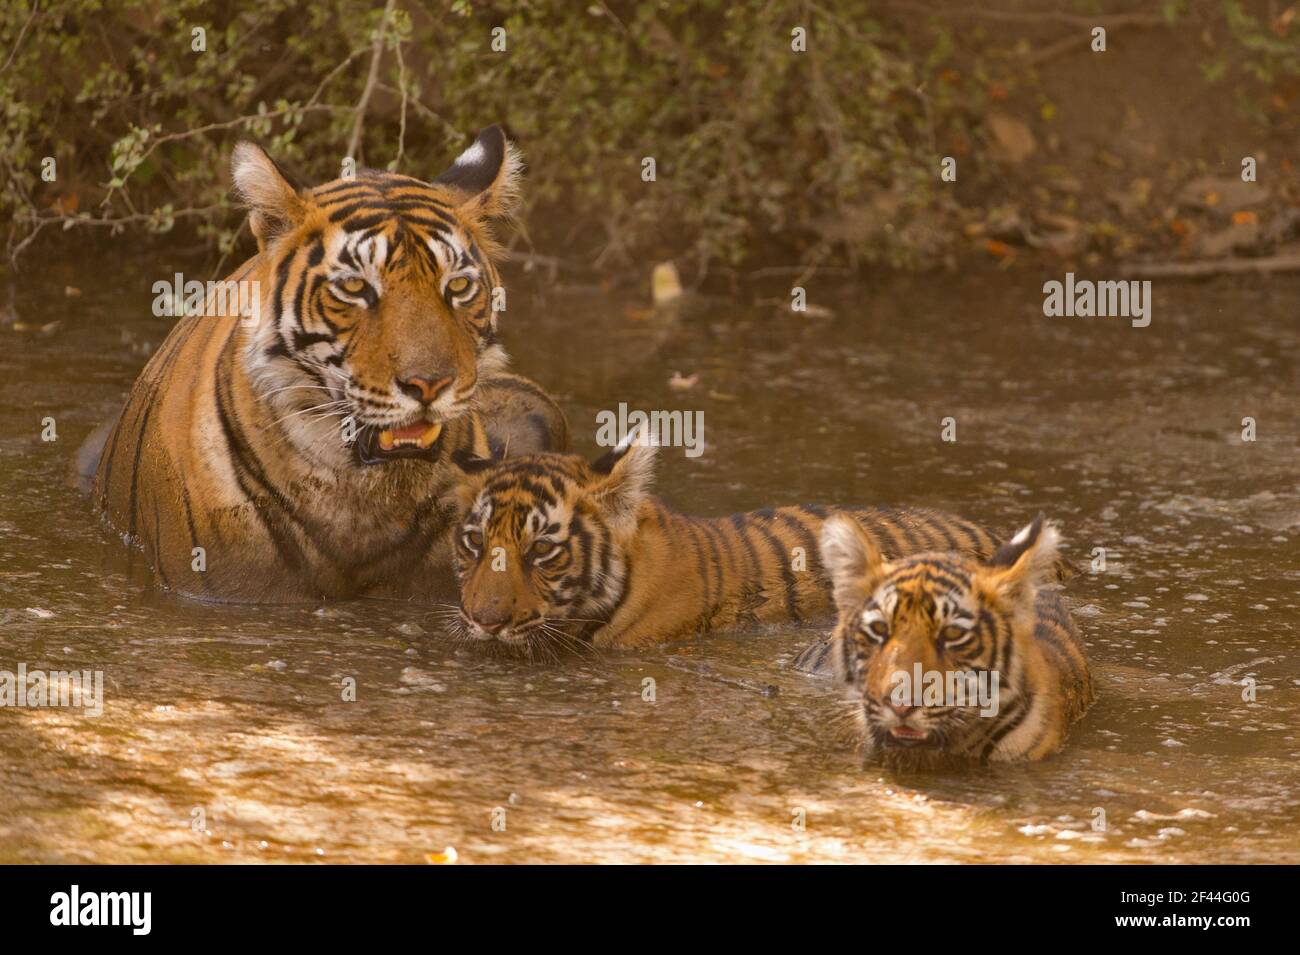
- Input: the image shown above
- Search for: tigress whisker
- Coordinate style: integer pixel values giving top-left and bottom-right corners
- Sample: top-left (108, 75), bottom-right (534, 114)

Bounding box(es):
top-left (264, 399), bottom-right (351, 430)
top-left (257, 403), bottom-right (362, 462)
top-left (258, 383), bottom-right (338, 400)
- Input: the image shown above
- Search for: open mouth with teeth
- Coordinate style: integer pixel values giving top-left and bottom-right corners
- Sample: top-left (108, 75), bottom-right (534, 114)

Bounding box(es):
top-left (354, 420), bottom-right (444, 465)
top-left (885, 725), bottom-right (934, 747)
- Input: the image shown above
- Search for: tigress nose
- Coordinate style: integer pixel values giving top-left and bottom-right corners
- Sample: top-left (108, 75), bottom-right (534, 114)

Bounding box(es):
top-left (398, 374), bottom-right (454, 405)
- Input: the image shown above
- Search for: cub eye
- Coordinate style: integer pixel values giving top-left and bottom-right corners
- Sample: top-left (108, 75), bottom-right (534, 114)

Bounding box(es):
top-left (336, 277), bottom-right (369, 297)
top-left (529, 540), bottom-right (562, 564)
top-left (864, 619), bottom-right (889, 643)
top-left (446, 276), bottom-right (471, 295)
top-left (461, 530), bottom-right (483, 554)
top-left (940, 624), bottom-right (971, 644)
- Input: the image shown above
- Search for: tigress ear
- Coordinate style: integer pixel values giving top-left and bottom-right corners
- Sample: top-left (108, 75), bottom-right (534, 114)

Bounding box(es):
top-left (984, 514), bottom-right (1060, 605)
top-left (819, 517), bottom-right (888, 615)
top-left (232, 141), bottom-right (306, 250)
top-left (588, 426), bottom-right (657, 532)
top-left (432, 125), bottom-right (522, 219)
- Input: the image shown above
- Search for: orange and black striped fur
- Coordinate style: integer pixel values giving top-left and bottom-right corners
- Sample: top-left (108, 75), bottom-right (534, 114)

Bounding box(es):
top-left (449, 434), bottom-right (1003, 654)
top-left (92, 126), bottom-right (567, 602)
top-left (819, 514), bottom-right (1093, 763)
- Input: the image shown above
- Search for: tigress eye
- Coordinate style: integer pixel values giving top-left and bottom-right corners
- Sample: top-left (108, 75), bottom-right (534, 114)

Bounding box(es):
top-left (529, 539), bottom-right (562, 564)
top-left (461, 530), bottom-right (483, 554)
top-left (445, 276), bottom-right (471, 295)
top-left (940, 624), bottom-right (971, 644)
top-left (864, 619), bottom-right (889, 642)
top-left (335, 277), bottom-right (369, 297)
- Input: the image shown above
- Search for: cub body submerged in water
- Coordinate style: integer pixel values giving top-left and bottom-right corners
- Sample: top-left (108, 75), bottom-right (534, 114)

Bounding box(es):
top-left (449, 433), bottom-right (1006, 654)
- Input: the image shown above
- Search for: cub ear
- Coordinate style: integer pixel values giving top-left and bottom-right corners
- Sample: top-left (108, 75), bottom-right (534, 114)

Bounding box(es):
top-left (819, 516), bottom-right (887, 615)
top-left (588, 426), bottom-right (657, 531)
top-left (231, 142), bottom-right (306, 250)
top-left (449, 447), bottom-right (502, 509)
top-left (432, 124), bottom-right (522, 219)
top-left (985, 514), bottom-right (1061, 604)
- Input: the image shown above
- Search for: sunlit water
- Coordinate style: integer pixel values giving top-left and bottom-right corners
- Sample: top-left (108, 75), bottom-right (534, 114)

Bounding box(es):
top-left (2, 255), bottom-right (1297, 863)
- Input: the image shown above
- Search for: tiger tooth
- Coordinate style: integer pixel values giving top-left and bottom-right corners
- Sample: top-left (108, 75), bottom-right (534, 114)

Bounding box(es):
top-left (419, 422), bottom-right (443, 448)
top-left (378, 429), bottom-right (395, 451)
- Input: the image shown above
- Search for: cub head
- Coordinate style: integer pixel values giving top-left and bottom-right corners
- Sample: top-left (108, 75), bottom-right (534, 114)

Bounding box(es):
top-left (450, 433), bottom-right (657, 654)
top-left (230, 125), bottom-right (521, 467)
top-left (819, 514), bottom-right (1060, 761)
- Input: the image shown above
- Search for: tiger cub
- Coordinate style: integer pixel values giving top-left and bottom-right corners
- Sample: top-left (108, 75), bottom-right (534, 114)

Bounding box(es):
top-left (818, 514), bottom-right (1093, 763)
top-left (449, 434), bottom-right (1002, 652)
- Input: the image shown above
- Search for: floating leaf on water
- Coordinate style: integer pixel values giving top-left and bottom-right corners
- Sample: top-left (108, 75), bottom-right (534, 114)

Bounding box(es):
top-left (651, 261), bottom-right (682, 305)
top-left (425, 846), bottom-right (458, 864)
top-left (800, 304), bottom-right (835, 319)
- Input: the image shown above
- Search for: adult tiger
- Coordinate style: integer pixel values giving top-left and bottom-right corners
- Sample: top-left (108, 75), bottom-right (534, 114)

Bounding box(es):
top-left (446, 433), bottom-right (1004, 654)
top-left (92, 126), bottom-right (567, 603)
top-left (818, 514), bottom-right (1094, 763)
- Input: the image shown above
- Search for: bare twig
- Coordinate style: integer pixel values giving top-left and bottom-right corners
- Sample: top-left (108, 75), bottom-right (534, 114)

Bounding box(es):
top-left (0, 0), bottom-right (39, 76)
top-left (346, 0), bottom-right (398, 164)
top-left (392, 38), bottom-right (408, 172)
top-left (1120, 253), bottom-right (1300, 278)
top-left (1022, 15), bottom-right (1166, 66)
top-left (750, 264), bottom-right (855, 277)
top-left (875, 4), bottom-right (1163, 28)
top-left (505, 251), bottom-right (601, 277)
top-left (132, 104), bottom-right (352, 156)
top-left (95, 44), bottom-right (366, 213)
top-left (10, 204), bottom-right (225, 263)
top-left (664, 656), bottom-right (779, 698)
top-left (209, 217), bottom-right (250, 281)
top-left (595, 2), bottom-right (630, 36)
top-left (872, 2), bottom-right (1166, 66)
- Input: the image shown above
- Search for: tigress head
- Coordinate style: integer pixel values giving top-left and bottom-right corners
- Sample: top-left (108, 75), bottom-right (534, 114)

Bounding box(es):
top-left (230, 125), bottom-right (521, 469)
top-left (449, 433), bottom-right (657, 654)
top-left (819, 514), bottom-right (1060, 763)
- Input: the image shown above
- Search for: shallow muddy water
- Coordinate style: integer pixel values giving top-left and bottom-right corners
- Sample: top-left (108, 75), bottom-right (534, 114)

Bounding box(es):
top-left (1, 255), bottom-right (1297, 863)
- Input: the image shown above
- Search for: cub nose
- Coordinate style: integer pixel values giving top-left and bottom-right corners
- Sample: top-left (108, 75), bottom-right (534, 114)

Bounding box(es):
top-left (466, 601), bottom-right (511, 635)
top-left (398, 374), bottom-right (454, 405)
